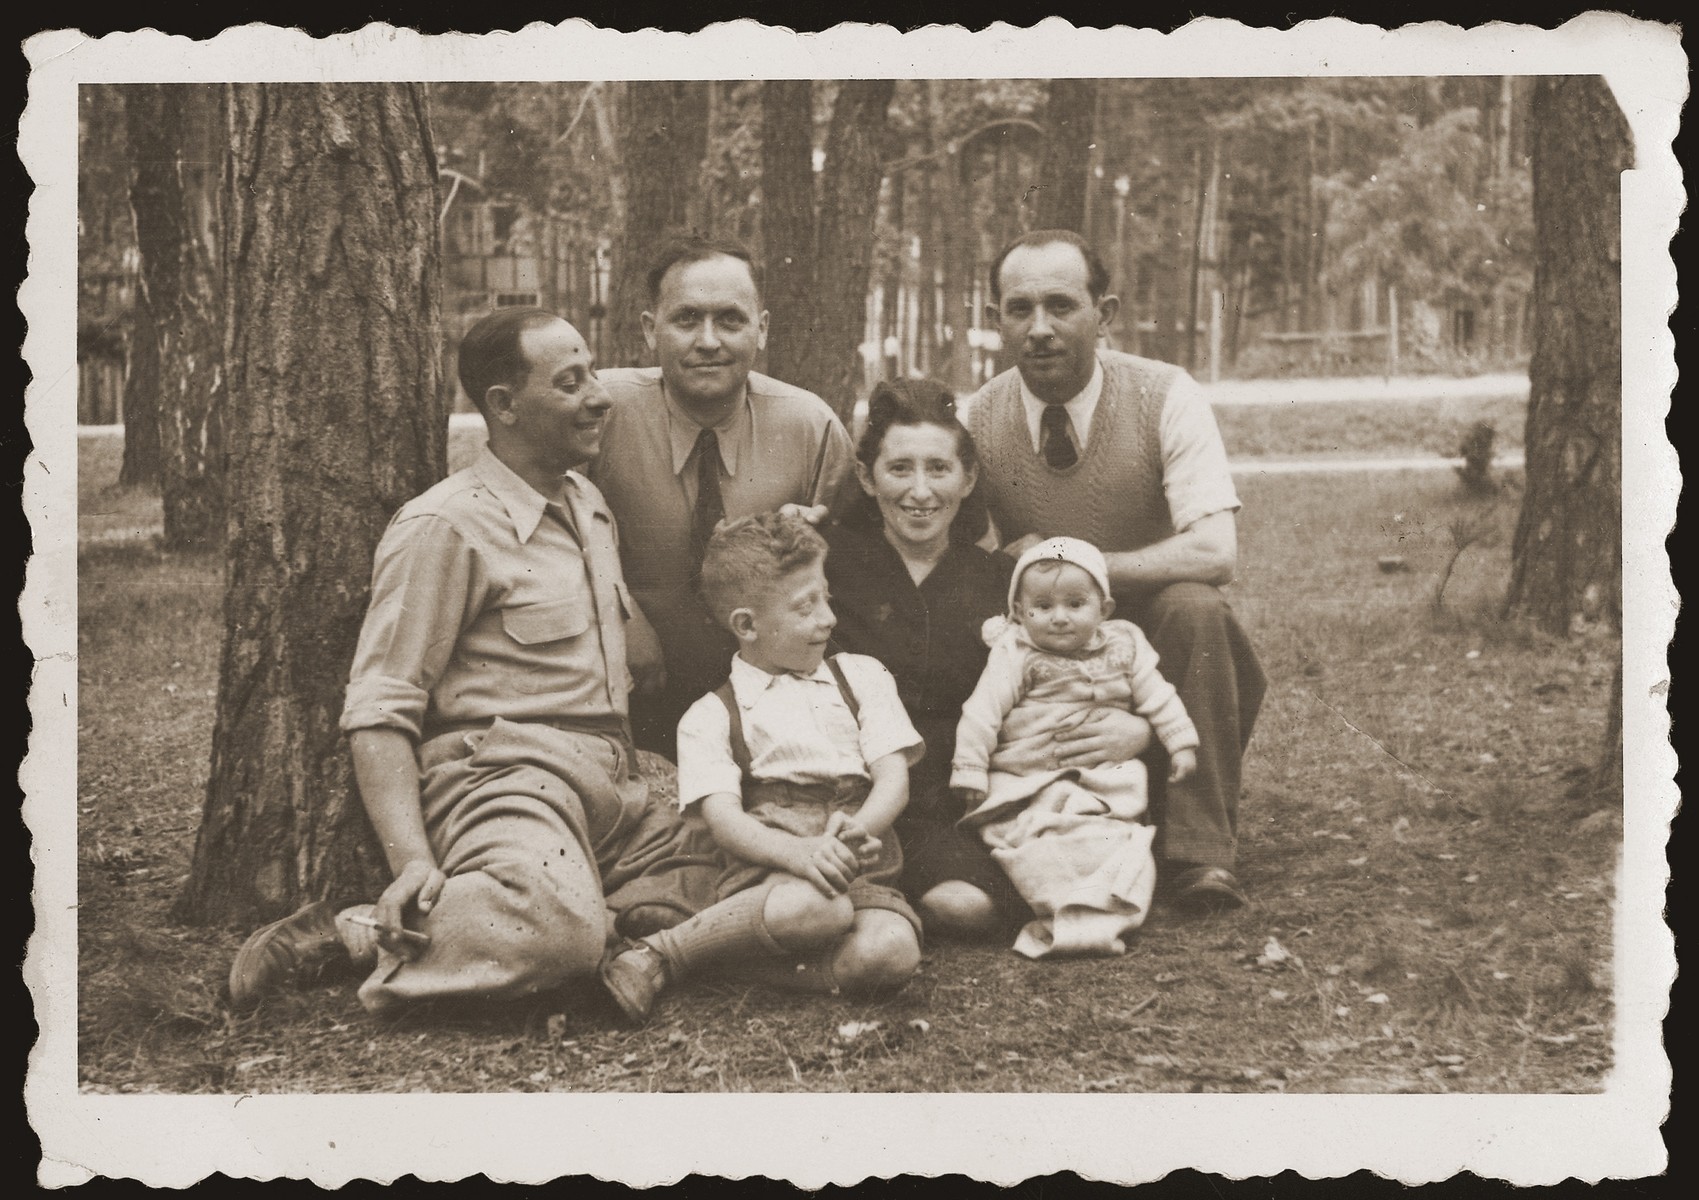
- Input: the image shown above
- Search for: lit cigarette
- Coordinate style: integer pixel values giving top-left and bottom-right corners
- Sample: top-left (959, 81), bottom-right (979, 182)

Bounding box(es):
top-left (345, 914), bottom-right (431, 945)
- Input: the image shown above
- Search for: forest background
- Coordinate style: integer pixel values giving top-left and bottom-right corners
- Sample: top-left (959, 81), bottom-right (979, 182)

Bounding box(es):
top-left (80, 76), bottom-right (1535, 434)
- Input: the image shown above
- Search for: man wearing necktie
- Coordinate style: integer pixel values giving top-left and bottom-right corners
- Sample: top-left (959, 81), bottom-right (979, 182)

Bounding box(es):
top-left (593, 236), bottom-right (856, 758)
top-left (962, 229), bottom-right (1267, 914)
top-left (229, 308), bottom-right (717, 1014)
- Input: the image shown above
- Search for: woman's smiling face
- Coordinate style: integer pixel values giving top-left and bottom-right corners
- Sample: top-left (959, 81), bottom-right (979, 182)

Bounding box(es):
top-left (858, 421), bottom-right (977, 554)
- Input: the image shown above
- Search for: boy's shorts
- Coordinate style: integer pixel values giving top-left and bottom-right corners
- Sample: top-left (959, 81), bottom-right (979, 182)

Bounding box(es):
top-left (716, 776), bottom-right (923, 943)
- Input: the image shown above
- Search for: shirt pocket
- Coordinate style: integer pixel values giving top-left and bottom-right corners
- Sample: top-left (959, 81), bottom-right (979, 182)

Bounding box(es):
top-left (613, 579), bottom-right (634, 621)
top-left (500, 596), bottom-right (592, 645)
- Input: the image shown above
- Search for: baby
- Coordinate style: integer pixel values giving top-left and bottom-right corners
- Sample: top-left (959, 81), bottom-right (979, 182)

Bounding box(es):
top-left (951, 537), bottom-right (1198, 958)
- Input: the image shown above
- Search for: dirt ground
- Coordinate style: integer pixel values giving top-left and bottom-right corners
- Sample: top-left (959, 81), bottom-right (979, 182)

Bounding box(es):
top-left (72, 416), bottom-right (1620, 1094)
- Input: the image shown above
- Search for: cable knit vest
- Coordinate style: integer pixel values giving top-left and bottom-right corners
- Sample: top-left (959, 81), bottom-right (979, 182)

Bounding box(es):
top-left (968, 352), bottom-right (1179, 584)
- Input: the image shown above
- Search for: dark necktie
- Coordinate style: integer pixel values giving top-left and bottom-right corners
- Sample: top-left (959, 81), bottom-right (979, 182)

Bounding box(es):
top-left (1040, 404), bottom-right (1078, 469)
top-left (691, 427), bottom-right (725, 562)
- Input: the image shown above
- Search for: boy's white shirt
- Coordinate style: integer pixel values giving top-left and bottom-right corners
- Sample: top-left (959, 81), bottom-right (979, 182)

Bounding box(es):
top-left (675, 652), bottom-right (923, 808)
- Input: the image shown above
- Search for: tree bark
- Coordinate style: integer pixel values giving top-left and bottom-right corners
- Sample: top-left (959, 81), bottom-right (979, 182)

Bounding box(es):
top-left (175, 83), bottom-right (444, 925)
top-left (607, 82), bottom-right (709, 369)
top-left (1505, 76), bottom-right (1631, 637)
top-left (118, 288), bottom-right (160, 487)
top-left (759, 80), bottom-right (817, 390)
top-left (796, 79), bottom-right (896, 421)
top-left (126, 84), bottom-right (225, 550)
top-left (1034, 79), bottom-right (1097, 232)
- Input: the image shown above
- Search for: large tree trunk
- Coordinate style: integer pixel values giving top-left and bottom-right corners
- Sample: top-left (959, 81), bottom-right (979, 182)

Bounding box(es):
top-left (795, 79), bottom-right (896, 421)
top-left (1034, 78), bottom-right (1097, 232)
top-left (126, 84), bottom-right (225, 550)
top-left (118, 289), bottom-right (160, 487)
top-left (759, 79), bottom-right (817, 390)
top-left (175, 83), bottom-right (444, 925)
top-left (1505, 76), bottom-right (1631, 637)
top-left (606, 82), bottom-right (709, 369)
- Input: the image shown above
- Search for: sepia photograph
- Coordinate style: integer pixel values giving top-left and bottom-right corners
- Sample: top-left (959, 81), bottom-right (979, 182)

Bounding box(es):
top-left (24, 17), bottom-right (1678, 1187)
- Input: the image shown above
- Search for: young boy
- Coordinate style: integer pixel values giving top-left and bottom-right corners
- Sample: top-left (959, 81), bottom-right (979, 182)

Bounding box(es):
top-left (951, 537), bottom-right (1199, 958)
top-left (600, 513), bottom-right (925, 1023)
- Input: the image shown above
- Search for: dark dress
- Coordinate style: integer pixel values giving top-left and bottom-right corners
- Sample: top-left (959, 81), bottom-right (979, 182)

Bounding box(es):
top-left (823, 521), bottom-right (1027, 916)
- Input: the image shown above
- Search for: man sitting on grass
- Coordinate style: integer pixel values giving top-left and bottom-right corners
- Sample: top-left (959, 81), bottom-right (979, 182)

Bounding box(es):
top-left (600, 513), bottom-right (924, 1024)
top-left (229, 307), bottom-right (712, 1014)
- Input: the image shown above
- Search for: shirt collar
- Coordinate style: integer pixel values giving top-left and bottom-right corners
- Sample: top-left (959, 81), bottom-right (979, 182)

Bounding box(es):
top-left (1020, 356), bottom-right (1104, 453)
top-left (664, 385), bottom-right (751, 478)
top-left (472, 445), bottom-right (580, 544)
top-left (728, 653), bottom-right (835, 707)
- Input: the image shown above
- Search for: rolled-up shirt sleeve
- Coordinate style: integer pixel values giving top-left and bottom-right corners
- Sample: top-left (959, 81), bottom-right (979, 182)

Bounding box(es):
top-left (1160, 371), bottom-right (1242, 534)
top-left (340, 514), bottom-right (479, 740)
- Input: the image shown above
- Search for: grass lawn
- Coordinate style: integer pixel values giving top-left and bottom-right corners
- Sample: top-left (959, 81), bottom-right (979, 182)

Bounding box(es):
top-left (75, 434), bottom-right (1618, 1094)
top-left (1213, 393), bottom-right (1527, 461)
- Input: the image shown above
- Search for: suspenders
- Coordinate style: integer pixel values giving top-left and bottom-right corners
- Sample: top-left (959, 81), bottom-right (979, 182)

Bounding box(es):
top-left (713, 655), bottom-right (861, 779)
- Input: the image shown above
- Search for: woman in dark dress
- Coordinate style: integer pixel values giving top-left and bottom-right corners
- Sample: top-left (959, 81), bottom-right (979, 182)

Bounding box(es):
top-left (825, 380), bottom-right (1151, 937)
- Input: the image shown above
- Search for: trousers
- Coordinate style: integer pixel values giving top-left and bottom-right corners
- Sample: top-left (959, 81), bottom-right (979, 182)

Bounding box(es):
top-left (1123, 582), bottom-right (1266, 870)
top-left (356, 717), bottom-right (720, 1012)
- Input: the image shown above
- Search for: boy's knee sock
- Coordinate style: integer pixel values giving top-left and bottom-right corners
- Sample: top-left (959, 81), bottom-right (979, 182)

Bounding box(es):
top-left (644, 884), bottom-right (785, 983)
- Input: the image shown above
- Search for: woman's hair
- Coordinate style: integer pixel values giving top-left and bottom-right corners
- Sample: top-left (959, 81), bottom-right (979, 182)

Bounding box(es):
top-left (849, 378), bottom-right (989, 544)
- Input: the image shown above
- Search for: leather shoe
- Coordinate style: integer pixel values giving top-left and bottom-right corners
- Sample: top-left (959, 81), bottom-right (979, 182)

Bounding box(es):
top-left (600, 940), bottom-right (669, 1025)
top-left (1170, 865), bottom-right (1249, 912)
top-left (228, 900), bottom-right (346, 1010)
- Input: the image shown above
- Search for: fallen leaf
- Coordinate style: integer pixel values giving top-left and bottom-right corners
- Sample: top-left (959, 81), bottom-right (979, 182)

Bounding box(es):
top-left (528, 1070), bottom-right (549, 1083)
top-left (837, 1020), bottom-right (882, 1042)
top-left (1347, 856), bottom-right (1369, 867)
top-left (1152, 972), bottom-right (1183, 984)
top-left (235, 1055), bottom-right (279, 1073)
top-left (1256, 937), bottom-right (1291, 968)
top-left (1536, 1033), bottom-right (1578, 1047)
top-left (1391, 816), bottom-right (1412, 842)
top-left (1083, 1077), bottom-right (1125, 1091)
top-left (620, 1052), bottom-right (640, 1066)
top-left (1434, 1054), bottom-right (1465, 1066)
top-left (1437, 853), bottom-right (1458, 861)
top-left (666, 1030), bottom-right (688, 1047)
top-left (1134, 1054), bottom-right (1171, 1067)
top-left (1365, 993), bottom-right (1389, 1005)
top-left (1492, 971), bottom-right (1512, 980)
top-left (1268, 989), bottom-right (1290, 1002)
top-left (1334, 1005), bottom-right (1352, 1017)
top-left (1463, 874), bottom-right (1480, 884)
top-left (907, 1019), bottom-right (931, 1034)
top-left (1465, 650), bottom-right (1482, 660)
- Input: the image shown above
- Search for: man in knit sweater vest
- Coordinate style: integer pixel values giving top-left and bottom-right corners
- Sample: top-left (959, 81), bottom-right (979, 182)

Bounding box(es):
top-left (964, 230), bottom-right (1266, 912)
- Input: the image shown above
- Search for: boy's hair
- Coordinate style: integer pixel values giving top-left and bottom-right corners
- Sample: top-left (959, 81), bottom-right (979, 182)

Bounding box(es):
top-left (699, 511), bottom-right (828, 626)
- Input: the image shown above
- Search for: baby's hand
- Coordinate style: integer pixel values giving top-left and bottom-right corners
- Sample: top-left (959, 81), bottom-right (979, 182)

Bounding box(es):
top-left (1168, 748), bottom-right (1198, 783)
top-left (953, 786), bottom-right (988, 809)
